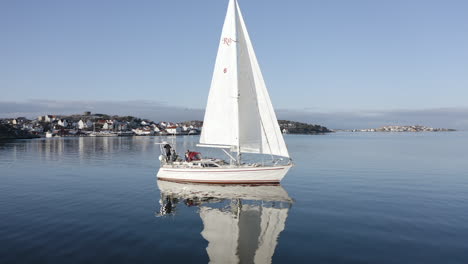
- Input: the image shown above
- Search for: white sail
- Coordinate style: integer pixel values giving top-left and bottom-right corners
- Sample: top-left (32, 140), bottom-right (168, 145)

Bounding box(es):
top-left (200, 0), bottom-right (239, 148)
top-left (200, 0), bottom-right (289, 158)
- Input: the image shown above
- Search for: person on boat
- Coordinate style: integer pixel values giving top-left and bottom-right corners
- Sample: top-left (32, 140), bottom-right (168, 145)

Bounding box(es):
top-left (185, 150), bottom-right (202, 162)
top-left (170, 149), bottom-right (177, 161)
top-left (164, 144), bottom-right (172, 161)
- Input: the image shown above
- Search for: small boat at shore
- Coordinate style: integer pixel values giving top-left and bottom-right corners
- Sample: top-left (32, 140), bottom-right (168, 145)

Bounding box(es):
top-left (117, 131), bottom-right (134, 137)
top-left (90, 131), bottom-right (118, 137)
top-left (157, 0), bottom-right (292, 184)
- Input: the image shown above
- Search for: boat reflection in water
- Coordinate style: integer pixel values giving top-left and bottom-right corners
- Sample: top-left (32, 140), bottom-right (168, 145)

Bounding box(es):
top-left (157, 181), bottom-right (292, 264)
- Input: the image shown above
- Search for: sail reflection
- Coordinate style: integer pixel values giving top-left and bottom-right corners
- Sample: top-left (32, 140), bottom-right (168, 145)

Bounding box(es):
top-left (157, 181), bottom-right (292, 264)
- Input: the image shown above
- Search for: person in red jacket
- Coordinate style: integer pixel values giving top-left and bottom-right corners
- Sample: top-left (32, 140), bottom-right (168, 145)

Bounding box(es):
top-left (185, 150), bottom-right (202, 162)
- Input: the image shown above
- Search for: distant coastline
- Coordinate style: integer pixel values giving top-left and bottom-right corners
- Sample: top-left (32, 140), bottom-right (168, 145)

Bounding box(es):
top-left (0, 112), bottom-right (333, 139)
top-left (340, 125), bottom-right (456, 133)
top-left (2, 112), bottom-right (457, 140)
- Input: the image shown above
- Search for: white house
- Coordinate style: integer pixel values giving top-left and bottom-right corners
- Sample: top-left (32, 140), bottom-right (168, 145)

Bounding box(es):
top-left (58, 119), bottom-right (68, 127)
top-left (132, 128), bottom-right (154, 136)
top-left (152, 124), bottom-right (160, 132)
top-left (103, 122), bottom-right (114, 130)
top-left (166, 126), bottom-right (182, 135)
top-left (44, 115), bottom-right (57, 123)
top-left (77, 120), bottom-right (87, 129)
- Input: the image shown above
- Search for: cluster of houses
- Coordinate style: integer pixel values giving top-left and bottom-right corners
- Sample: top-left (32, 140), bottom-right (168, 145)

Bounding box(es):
top-left (1, 112), bottom-right (201, 137)
top-left (350, 125), bottom-right (455, 132)
top-left (131, 121), bottom-right (201, 136)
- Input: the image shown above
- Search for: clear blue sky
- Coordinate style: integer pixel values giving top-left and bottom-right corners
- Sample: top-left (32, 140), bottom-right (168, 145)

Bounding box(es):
top-left (1, 0), bottom-right (467, 112)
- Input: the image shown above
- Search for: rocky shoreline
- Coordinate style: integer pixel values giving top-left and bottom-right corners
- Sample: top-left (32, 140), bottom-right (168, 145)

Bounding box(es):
top-left (0, 124), bottom-right (40, 140)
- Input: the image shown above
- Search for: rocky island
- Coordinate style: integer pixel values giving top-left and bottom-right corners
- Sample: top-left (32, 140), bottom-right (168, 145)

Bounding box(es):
top-left (278, 120), bottom-right (333, 134)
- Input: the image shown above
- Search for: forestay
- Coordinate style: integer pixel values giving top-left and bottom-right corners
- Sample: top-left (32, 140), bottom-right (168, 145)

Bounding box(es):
top-left (199, 0), bottom-right (289, 158)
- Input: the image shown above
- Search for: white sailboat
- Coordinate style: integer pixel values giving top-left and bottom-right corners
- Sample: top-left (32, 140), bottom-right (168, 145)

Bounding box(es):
top-left (157, 0), bottom-right (292, 184)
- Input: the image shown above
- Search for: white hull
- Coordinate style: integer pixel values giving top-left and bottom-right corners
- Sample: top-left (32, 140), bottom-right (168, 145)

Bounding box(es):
top-left (157, 164), bottom-right (292, 184)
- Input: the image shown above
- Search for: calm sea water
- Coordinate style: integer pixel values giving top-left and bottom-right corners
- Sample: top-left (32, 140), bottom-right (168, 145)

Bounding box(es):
top-left (1, 132), bottom-right (467, 264)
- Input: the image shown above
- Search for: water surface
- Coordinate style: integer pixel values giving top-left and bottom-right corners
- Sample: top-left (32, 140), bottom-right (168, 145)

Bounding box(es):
top-left (0, 132), bottom-right (467, 263)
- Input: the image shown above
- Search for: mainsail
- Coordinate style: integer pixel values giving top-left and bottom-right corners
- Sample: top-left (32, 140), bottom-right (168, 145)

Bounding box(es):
top-left (199, 0), bottom-right (289, 158)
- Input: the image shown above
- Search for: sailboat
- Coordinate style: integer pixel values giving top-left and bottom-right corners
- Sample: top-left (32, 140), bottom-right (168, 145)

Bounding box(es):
top-left (157, 181), bottom-right (292, 263)
top-left (157, 0), bottom-right (292, 184)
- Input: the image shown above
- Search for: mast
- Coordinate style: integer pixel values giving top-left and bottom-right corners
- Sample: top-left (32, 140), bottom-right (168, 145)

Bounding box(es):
top-left (234, 0), bottom-right (241, 165)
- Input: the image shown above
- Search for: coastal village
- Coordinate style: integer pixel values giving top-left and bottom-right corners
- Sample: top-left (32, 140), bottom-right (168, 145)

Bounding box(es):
top-left (0, 112), bottom-right (334, 139)
top-left (0, 112), bottom-right (202, 139)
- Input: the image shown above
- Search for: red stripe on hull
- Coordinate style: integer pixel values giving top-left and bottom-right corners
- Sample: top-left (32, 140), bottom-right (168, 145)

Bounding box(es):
top-left (158, 177), bottom-right (280, 185)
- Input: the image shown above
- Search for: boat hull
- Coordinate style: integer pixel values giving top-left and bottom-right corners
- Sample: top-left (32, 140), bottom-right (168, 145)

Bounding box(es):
top-left (157, 164), bottom-right (292, 184)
